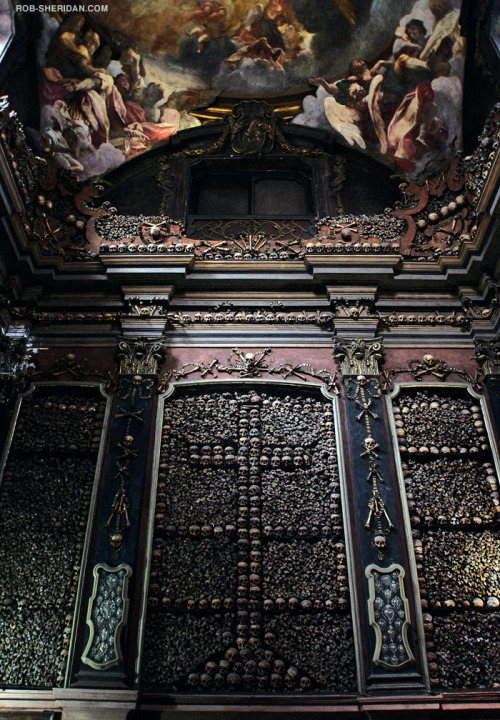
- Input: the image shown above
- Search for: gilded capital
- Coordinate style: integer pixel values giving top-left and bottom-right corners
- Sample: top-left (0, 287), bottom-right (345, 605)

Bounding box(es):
top-left (333, 337), bottom-right (383, 377)
top-left (117, 339), bottom-right (164, 375)
top-left (475, 336), bottom-right (500, 377)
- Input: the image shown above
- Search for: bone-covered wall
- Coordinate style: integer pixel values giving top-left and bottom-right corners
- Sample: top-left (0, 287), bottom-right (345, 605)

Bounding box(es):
top-left (0, 386), bottom-right (106, 687)
top-left (390, 386), bottom-right (500, 689)
top-left (142, 385), bottom-right (356, 693)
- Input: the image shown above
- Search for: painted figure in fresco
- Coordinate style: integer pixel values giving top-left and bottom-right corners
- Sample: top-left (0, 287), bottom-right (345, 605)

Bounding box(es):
top-left (43, 121), bottom-right (84, 175)
top-left (40, 13), bottom-right (185, 174)
top-left (225, 0), bottom-right (308, 71)
top-left (392, 18), bottom-right (428, 60)
top-left (185, 1), bottom-right (228, 53)
top-left (307, 0), bottom-right (462, 174)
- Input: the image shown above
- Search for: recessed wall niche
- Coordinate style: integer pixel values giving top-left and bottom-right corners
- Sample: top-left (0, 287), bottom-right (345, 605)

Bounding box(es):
top-left (141, 383), bottom-right (356, 694)
top-left (0, 383), bottom-right (108, 688)
top-left (388, 384), bottom-right (500, 690)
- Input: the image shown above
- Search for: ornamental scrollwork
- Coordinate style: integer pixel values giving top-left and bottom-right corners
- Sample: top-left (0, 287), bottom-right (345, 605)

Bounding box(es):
top-left (381, 353), bottom-right (480, 392)
top-left (158, 347), bottom-right (338, 394)
top-left (116, 339), bottom-right (164, 375)
top-left (333, 338), bottom-right (383, 377)
top-left (475, 337), bottom-right (500, 377)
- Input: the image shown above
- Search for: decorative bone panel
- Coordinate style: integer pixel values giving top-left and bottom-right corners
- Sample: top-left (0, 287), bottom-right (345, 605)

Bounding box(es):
top-left (142, 387), bottom-right (355, 693)
top-left (0, 389), bottom-right (106, 687)
top-left (391, 387), bottom-right (500, 689)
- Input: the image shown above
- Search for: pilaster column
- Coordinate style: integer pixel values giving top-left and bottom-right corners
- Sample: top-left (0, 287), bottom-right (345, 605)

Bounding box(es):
top-left (74, 339), bottom-right (163, 688)
top-left (476, 336), bottom-right (500, 433)
top-left (334, 338), bottom-right (426, 693)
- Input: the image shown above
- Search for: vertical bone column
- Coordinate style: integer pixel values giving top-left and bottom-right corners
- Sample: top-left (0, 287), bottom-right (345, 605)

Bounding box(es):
top-left (334, 338), bottom-right (425, 693)
top-left (75, 339), bottom-right (163, 687)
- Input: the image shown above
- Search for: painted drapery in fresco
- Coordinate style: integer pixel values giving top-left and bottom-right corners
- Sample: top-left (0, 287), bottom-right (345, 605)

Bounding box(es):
top-left (35, 0), bottom-right (463, 179)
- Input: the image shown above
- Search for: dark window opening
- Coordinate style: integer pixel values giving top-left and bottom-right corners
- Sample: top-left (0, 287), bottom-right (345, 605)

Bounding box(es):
top-left (189, 160), bottom-right (315, 219)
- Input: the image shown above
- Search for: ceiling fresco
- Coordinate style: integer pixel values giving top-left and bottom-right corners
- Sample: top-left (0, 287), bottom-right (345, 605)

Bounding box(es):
top-left (36, 0), bottom-right (464, 180)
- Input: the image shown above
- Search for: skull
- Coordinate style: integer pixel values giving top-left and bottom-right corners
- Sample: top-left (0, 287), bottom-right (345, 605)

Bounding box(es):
top-left (258, 660), bottom-right (270, 676)
top-left (222, 632), bottom-right (233, 646)
top-left (249, 636), bottom-right (260, 651)
top-left (257, 675), bottom-right (268, 690)
top-left (110, 532), bottom-right (123, 550)
top-left (205, 661), bottom-right (217, 675)
top-left (374, 534), bottom-right (387, 550)
top-left (242, 673), bottom-right (255, 690)
top-left (227, 672), bottom-right (241, 688)
top-left (245, 660), bottom-right (257, 674)
top-left (275, 597), bottom-right (286, 610)
top-left (288, 597), bottom-right (299, 610)
top-left (300, 676), bottom-right (311, 690)
top-left (187, 673), bottom-right (200, 688)
top-left (212, 598), bottom-right (221, 610)
top-left (273, 659), bottom-right (285, 676)
top-left (363, 437), bottom-right (378, 453)
top-left (263, 598), bottom-right (273, 611)
top-left (123, 435), bottom-right (134, 446)
top-left (271, 456), bottom-right (280, 467)
top-left (213, 525), bottom-right (224, 538)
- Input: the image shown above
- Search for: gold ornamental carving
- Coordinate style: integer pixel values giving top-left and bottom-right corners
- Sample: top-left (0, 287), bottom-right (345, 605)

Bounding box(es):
top-left (117, 339), bottom-right (164, 375)
top-left (228, 101), bottom-right (276, 154)
top-left (475, 337), bottom-right (500, 377)
top-left (333, 338), bottom-right (383, 376)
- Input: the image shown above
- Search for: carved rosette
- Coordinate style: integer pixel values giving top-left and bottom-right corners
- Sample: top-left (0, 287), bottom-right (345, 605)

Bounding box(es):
top-left (82, 563), bottom-right (132, 670)
top-left (365, 564), bottom-right (414, 670)
top-left (117, 340), bottom-right (164, 375)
